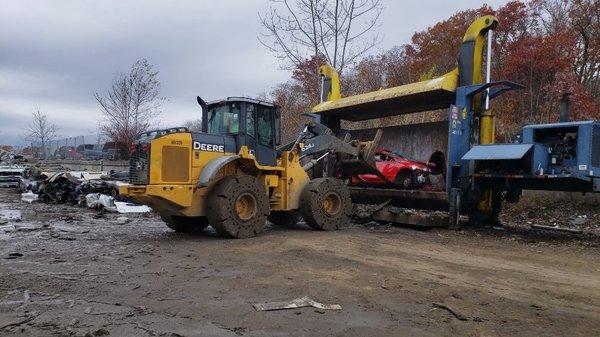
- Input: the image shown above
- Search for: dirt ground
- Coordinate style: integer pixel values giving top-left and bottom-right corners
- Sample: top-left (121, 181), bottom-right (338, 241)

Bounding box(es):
top-left (1, 188), bottom-right (600, 337)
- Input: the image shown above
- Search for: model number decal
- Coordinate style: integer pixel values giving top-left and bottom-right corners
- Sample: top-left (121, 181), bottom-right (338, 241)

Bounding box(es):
top-left (193, 142), bottom-right (224, 152)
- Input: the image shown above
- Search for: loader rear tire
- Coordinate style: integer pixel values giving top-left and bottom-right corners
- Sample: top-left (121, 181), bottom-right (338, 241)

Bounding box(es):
top-left (268, 211), bottom-right (302, 227)
top-left (161, 215), bottom-right (209, 233)
top-left (206, 175), bottom-right (269, 239)
top-left (300, 178), bottom-right (352, 231)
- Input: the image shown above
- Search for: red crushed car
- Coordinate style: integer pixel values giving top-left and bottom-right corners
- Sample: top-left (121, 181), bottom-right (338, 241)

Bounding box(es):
top-left (347, 147), bottom-right (443, 189)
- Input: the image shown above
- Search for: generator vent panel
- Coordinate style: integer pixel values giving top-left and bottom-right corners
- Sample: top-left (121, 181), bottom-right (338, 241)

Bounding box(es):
top-left (593, 124), bottom-right (600, 168)
top-left (162, 146), bottom-right (190, 182)
top-left (130, 144), bottom-right (149, 185)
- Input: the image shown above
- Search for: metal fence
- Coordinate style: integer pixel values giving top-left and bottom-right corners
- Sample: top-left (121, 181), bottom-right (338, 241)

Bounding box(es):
top-left (29, 134), bottom-right (126, 160)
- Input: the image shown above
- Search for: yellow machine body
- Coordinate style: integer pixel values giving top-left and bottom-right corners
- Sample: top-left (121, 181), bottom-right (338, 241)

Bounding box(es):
top-left (120, 132), bottom-right (310, 219)
top-left (311, 15), bottom-right (498, 122)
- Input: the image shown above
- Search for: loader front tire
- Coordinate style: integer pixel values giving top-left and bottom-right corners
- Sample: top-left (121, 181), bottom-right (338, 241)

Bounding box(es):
top-left (207, 175), bottom-right (269, 239)
top-left (300, 178), bottom-right (352, 231)
top-left (161, 215), bottom-right (209, 233)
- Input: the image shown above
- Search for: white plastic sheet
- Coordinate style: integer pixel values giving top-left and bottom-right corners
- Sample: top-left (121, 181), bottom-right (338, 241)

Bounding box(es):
top-left (114, 202), bottom-right (151, 213)
top-left (85, 193), bottom-right (151, 213)
top-left (20, 192), bottom-right (39, 203)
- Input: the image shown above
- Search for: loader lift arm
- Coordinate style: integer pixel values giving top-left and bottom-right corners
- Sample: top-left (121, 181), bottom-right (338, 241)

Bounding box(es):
top-left (279, 120), bottom-right (389, 182)
top-left (287, 121), bottom-right (359, 158)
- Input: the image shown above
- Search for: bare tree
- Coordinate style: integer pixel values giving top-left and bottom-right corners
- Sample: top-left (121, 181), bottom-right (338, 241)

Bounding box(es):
top-left (183, 119), bottom-right (202, 132)
top-left (23, 108), bottom-right (59, 159)
top-left (259, 0), bottom-right (384, 73)
top-left (95, 59), bottom-right (165, 155)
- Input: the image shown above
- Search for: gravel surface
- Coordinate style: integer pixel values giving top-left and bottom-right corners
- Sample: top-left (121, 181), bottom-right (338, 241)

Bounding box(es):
top-left (1, 188), bottom-right (599, 336)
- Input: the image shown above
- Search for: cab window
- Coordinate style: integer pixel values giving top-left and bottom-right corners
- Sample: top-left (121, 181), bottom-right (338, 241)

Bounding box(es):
top-left (257, 106), bottom-right (274, 146)
top-left (246, 104), bottom-right (256, 138)
top-left (207, 103), bottom-right (240, 135)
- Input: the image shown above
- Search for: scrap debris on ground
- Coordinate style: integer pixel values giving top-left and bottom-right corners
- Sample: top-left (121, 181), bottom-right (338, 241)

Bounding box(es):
top-left (502, 198), bottom-right (600, 235)
top-left (252, 296), bottom-right (342, 311)
top-left (0, 165), bottom-right (26, 188)
top-left (1, 161), bottom-right (148, 215)
top-left (1, 157), bottom-right (599, 336)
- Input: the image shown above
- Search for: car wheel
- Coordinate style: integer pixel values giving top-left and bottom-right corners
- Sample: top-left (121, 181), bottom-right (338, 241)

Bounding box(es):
top-left (394, 170), bottom-right (414, 189)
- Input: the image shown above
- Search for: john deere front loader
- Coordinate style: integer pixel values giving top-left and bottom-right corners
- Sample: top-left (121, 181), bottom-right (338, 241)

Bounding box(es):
top-left (120, 97), bottom-right (380, 238)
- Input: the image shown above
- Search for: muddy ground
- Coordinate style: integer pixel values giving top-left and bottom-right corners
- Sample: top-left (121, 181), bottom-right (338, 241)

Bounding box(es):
top-left (1, 188), bottom-right (599, 337)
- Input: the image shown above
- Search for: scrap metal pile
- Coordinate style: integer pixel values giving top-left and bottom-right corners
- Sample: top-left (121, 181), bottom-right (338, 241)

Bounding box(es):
top-left (0, 165), bottom-right (27, 188)
top-left (0, 150), bottom-right (27, 188)
top-left (0, 150), bottom-right (23, 162)
top-left (5, 164), bottom-right (150, 214)
top-left (20, 168), bottom-right (119, 203)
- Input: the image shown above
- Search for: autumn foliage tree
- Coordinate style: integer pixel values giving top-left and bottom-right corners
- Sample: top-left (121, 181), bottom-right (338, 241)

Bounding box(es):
top-left (491, 1), bottom-right (599, 138)
top-left (270, 0), bottom-right (600, 142)
top-left (404, 6), bottom-right (493, 82)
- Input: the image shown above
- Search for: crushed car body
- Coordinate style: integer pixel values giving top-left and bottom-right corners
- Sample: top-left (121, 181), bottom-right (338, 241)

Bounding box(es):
top-left (347, 148), bottom-right (443, 190)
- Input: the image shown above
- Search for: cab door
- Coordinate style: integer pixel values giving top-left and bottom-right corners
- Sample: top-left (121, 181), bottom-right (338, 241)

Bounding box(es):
top-left (255, 105), bottom-right (277, 166)
top-left (244, 103), bottom-right (259, 161)
top-left (243, 103), bottom-right (277, 166)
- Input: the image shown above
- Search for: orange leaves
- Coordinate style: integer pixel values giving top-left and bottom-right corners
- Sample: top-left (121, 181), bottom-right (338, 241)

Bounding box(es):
top-left (271, 0), bottom-right (599, 140)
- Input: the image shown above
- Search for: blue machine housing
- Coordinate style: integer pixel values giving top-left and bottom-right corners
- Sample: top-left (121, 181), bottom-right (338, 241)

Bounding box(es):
top-left (523, 121), bottom-right (600, 180)
top-left (445, 80), bottom-right (600, 225)
top-left (461, 121), bottom-right (600, 193)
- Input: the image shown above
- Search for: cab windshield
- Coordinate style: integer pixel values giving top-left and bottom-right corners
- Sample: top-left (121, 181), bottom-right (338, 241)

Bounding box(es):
top-left (207, 103), bottom-right (240, 135)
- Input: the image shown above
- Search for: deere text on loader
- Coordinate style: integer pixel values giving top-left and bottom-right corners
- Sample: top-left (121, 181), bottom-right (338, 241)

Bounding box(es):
top-left (120, 97), bottom-right (380, 238)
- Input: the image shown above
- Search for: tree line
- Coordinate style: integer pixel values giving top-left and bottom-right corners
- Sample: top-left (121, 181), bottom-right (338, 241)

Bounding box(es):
top-left (25, 0), bottom-right (599, 155)
top-left (267, 0), bottom-right (600, 142)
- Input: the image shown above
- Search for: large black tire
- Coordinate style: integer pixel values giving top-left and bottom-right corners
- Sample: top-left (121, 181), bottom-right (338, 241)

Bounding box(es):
top-left (206, 175), bottom-right (269, 239)
top-left (161, 215), bottom-right (209, 233)
top-left (268, 211), bottom-right (302, 227)
top-left (299, 178), bottom-right (352, 231)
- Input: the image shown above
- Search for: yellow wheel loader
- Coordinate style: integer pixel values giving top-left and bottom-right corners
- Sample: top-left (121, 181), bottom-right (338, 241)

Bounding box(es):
top-left (120, 97), bottom-right (381, 238)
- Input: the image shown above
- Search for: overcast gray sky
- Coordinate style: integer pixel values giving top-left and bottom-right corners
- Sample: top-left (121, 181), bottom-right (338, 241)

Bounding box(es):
top-left (0, 0), bottom-right (509, 145)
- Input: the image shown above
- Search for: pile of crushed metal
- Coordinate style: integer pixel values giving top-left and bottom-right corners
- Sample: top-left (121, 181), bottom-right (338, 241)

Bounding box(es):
top-left (0, 150), bottom-right (23, 162)
top-left (0, 150), bottom-right (27, 188)
top-left (352, 195), bottom-right (600, 236)
top-left (0, 165), bottom-right (26, 188)
top-left (501, 197), bottom-right (600, 236)
top-left (1, 163), bottom-right (149, 214)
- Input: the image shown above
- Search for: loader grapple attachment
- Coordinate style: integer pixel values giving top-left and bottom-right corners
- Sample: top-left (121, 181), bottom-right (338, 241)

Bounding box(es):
top-left (338, 129), bottom-right (392, 183)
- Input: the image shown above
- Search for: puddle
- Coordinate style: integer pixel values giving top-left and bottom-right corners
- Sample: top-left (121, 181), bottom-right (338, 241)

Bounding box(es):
top-left (13, 223), bottom-right (45, 232)
top-left (0, 209), bottom-right (22, 221)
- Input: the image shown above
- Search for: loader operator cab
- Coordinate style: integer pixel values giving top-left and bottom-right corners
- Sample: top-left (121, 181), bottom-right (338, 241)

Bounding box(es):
top-left (201, 97), bottom-right (281, 166)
